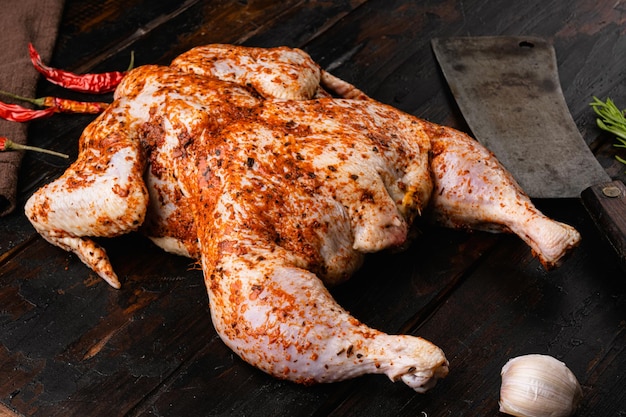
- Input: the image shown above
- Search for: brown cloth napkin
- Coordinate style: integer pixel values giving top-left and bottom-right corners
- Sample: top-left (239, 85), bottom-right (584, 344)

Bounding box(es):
top-left (0, 0), bottom-right (65, 216)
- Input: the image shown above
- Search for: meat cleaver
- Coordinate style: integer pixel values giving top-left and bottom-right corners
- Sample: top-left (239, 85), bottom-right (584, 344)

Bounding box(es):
top-left (431, 36), bottom-right (626, 268)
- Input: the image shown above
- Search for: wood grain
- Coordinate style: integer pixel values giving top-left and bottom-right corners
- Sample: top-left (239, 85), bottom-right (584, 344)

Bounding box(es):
top-left (1, 0), bottom-right (625, 416)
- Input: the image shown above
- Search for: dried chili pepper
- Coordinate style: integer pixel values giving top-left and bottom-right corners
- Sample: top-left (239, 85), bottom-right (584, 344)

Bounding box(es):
top-left (28, 43), bottom-right (134, 94)
top-left (0, 136), bottom-right (68, 158)
top-left (0, 100), bottom-right (57, 122)
top-left (32, 96), bottom-right (109, 113)
top-left (0, 90), bottom-right (108, 114)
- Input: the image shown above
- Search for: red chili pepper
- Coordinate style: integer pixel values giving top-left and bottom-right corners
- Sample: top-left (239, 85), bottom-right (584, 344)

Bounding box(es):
top-left (28, 43), bottom-right (133, 94)
top-left (0, 100), bottom-right (57, 122)
top-left (0, 90), bottom-right (109, 114)
top-left (0, 136), bottom-right (68, 158)
top-left (37, 96), bottom-right (109, 113)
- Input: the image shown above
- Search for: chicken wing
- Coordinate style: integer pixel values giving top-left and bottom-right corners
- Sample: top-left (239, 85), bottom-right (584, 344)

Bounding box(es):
top-left (24, 107), bottom-right (149, 288)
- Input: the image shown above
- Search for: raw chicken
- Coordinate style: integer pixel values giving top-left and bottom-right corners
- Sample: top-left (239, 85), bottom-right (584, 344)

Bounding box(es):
top-left (171, 44), bottom-right (369, 100)
top-left (427, 129), bottom-right (580, 266)
top-left (24, 109), bottom-right (149, 289)
top-left (24, 45), bottom-right (581, 392)
top-left (142, 44), bottom-right (368, 261)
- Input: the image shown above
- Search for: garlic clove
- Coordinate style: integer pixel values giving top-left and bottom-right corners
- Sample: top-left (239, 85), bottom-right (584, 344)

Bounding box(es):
top-left (499, 354), bottom-right (582, 417)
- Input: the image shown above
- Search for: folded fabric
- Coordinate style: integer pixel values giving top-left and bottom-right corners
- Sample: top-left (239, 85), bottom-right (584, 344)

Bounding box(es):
top-left (0, 0), bottom-right (65, 216)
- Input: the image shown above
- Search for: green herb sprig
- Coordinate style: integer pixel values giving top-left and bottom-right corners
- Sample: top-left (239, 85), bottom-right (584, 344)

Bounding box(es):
top-left (590, 96), bottom-right (626, 165)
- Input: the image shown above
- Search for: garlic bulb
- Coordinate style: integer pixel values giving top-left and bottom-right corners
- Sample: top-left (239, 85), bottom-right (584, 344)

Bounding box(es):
top-left (499, 354), bottom-right (582, 417)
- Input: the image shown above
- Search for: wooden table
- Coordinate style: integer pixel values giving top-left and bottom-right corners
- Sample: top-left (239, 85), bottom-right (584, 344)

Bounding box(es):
top-left (1, 0), bottom-right (625, 415)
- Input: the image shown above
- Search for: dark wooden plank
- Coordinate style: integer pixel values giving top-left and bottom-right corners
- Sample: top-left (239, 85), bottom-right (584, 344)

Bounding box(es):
top-left (51, 0), bottom-right (200, 71)
top-left (2, 0), bottom-right (626, 415)
top-left (0, 235), bottom-right (213, 416)
top-left (50, 0), bottom-right (368, 74)
top-left (0, 211), bottom-right (35, 255)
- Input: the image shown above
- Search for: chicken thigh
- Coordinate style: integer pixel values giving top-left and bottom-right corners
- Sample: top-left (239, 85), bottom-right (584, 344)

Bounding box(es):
top-left (24, 45), bottom-right (581, 392)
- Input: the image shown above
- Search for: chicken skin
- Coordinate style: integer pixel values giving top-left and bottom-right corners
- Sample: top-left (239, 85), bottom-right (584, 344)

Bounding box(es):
top-left (24, 45), bottom-right (580, 392)
top-left (171, 44), bottom-right (369, 100)
top-left (142, 44), bottom-right (368, 261)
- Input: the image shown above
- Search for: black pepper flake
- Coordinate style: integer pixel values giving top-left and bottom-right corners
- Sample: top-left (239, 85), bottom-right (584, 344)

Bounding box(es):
top-left (246, 157), bottom-right (255, 168)
top-left (350, 174), bottom-right (359, 181)
top-left (328, 165), bottom-right (337, 172)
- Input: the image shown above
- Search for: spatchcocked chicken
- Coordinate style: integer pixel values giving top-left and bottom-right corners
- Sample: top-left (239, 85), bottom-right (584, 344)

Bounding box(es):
top-left (24, 44), bottom-right (581, 393)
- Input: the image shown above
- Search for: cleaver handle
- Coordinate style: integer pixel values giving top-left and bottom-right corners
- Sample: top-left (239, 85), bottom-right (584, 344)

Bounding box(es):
top-left (580, 180), bottom-right (626, 271)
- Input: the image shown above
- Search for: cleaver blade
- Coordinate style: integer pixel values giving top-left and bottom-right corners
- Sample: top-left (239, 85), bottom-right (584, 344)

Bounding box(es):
top-left (431, 36), bottom-right (607, 199)
top-left (431, 36), bottom-right (626, 268)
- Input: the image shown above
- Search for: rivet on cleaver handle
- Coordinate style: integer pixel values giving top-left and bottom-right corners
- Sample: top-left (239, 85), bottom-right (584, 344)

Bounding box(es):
top-left (432, 36), bottom-right (626, 269)
top-left (581, 181), bottom-right (626, 269)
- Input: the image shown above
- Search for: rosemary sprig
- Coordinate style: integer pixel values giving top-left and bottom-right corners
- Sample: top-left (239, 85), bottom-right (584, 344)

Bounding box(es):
top-left (590, 96), bottom-right (626, 165)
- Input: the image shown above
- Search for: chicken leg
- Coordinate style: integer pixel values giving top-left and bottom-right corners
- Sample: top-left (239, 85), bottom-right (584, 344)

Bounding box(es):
top-left (424, 123), bottom-right (581, 268)
top-left (203, 225), bottom-right (449, 391)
